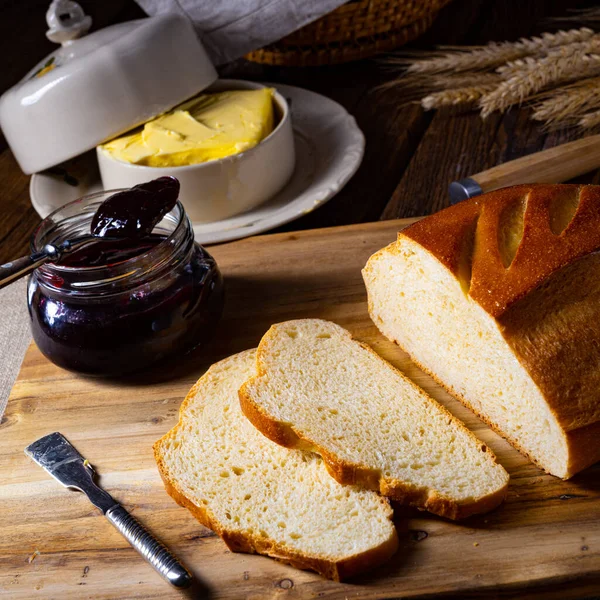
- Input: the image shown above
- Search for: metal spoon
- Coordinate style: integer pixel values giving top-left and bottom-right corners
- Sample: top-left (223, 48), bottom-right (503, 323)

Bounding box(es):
top-left (0, 177), bottom-right (180, 290)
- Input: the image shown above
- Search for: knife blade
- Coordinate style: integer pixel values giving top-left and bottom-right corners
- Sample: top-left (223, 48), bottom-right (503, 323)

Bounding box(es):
top-left (25, 432), bottom-right (192, 588)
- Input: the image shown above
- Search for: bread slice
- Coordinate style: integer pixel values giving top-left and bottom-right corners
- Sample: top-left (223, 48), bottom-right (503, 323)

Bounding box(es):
top-left (362, 184), bottom-right (600, 479)
top-left (239, 320), bottom-right (509, 520)
top-left (154, 349), bottom-right (398, 581)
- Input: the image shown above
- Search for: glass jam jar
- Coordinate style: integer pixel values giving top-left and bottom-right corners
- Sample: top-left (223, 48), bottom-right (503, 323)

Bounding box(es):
top-left (27, 192), bottom-right (224, 376)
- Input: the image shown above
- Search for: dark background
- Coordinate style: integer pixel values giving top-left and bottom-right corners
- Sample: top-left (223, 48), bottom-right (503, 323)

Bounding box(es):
top-left (0, 0), bottom-right (598, 263)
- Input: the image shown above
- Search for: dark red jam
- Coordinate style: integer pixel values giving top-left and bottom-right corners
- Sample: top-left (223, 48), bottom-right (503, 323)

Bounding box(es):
top-left (91, 177), bottom-right (179, 240)
top-left (60, 235), bottom-right (164, 268)
top-left (28, 193), bottom-right (223, 376)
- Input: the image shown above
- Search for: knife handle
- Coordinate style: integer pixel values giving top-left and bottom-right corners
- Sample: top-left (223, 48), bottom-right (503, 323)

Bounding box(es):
top-left (448, 133), bottom-right (600, 203)
top-left (105, 505), bottom-right (192, 588)
top-left (0, 251), bottom-right (52, 290)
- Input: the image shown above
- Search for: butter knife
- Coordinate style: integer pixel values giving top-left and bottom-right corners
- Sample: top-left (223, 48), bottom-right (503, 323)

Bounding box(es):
top-left (25, 432), bottom-right (192, 588)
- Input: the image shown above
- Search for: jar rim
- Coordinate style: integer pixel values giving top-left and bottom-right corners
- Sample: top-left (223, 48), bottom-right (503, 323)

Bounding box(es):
top-left (31, 191), bottom-right (186, 271)
top-left (31, 191), bottom-right (193, 295)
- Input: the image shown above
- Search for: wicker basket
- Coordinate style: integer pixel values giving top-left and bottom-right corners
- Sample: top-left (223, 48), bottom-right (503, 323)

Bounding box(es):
top-left (245, 0), bottom-right (453, 67)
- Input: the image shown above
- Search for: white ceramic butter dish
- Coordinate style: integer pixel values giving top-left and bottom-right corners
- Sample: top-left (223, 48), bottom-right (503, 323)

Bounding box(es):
top-left (97, 80), bottom-right (295, 224)
top-left (30, 83), bottom-right (365, 244)
top-left (0, 3), bottom-right (216, 174)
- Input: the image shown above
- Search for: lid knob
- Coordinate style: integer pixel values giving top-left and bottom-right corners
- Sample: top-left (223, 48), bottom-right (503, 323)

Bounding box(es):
top-left (46, 0), bottom-right (92, 45)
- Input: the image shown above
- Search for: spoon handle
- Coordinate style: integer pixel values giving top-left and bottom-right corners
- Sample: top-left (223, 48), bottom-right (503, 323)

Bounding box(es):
top-left (0, 249), bottom-right (55, 290)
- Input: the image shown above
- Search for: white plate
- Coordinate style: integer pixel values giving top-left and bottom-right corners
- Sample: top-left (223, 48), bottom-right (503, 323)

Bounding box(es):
top-left (30, 83), bottom-right (365, 244)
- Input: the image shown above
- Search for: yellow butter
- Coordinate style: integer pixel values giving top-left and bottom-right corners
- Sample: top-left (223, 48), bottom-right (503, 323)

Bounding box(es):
top-left (101, 88), bottom-right (275, 167)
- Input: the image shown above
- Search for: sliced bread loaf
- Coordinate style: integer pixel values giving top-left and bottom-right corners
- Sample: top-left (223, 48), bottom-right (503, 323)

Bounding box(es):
top-left (154, 349), bottom-right (398, 581)
top-left (363, 184), bottom-right (600, 478)
top-left (239, 319), bottom-right (509, 520)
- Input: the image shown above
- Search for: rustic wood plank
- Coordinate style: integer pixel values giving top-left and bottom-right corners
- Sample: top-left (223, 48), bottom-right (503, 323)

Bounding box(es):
top-left (1, 219), bottom-right (598, 599)
top-left (382, 107), bottom-right (600, 220)
top-left (0, 151), bottom-right (42, 263)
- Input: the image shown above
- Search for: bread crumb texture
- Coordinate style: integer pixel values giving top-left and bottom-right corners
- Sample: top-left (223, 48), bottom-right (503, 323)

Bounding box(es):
top-left (154, 350), bottom-right (398, 581)
top-left (240, 320), bottom-right (509, 520)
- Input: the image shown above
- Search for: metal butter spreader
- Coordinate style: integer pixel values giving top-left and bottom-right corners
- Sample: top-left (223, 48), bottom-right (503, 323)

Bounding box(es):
top-left (25, 432), bottom-right (192, 588)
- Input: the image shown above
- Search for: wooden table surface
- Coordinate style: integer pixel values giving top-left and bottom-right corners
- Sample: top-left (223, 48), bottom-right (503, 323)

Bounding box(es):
top-left (1, 0), bottom-right (599, 264)
top-left (1, 1), bottom-right (600, 599)
top-left (3, 218), bottom-right (600, 600)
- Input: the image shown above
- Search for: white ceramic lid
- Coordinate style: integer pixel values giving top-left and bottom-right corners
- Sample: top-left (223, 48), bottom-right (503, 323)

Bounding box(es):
top-left (0, 3), bottom-right (217, 174)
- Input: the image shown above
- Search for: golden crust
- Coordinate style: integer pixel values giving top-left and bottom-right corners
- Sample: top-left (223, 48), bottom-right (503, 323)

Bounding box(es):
top-left (239, 323), bottom-right (508, 521)
top-left (401, 184), bottom-right (600, 318)
top-left (154, 354), bottom-right (399, 582)
top-left (563, 420), bottom-right (600, 478)
top-left (498, 251), bottom-right (600, 432)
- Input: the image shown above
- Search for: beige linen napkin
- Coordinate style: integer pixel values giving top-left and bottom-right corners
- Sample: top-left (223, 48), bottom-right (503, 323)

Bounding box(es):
top-left (0, 279), bottom-right (32, 419)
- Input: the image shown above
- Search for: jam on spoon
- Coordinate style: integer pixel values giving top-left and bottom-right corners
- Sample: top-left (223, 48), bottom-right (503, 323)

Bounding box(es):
top-left (91, 176), bottom-right (180, 240)
top-left (62, 176), bottom-right (181, 267)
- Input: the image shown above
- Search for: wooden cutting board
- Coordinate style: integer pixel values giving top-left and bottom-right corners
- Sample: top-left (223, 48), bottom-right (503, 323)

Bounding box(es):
top-left (1, 219), bottom-right (599, 600)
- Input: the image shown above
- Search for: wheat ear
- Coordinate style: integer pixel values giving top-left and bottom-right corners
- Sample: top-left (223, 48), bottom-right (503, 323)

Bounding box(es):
top-left (579, 109), bottom-right (600, 129)
top-left (497, 36), bottom-right (600, 78)
top-left (531, 77), bottom-right (600, 126)
top-left (422, 84), bottom-right (499, 111)
top-left (400, 28), bottom-right (594, 74)
top-left (377, 71), bottom-right (502, 105)
top-left (480, 48), bottom-right (600, 118)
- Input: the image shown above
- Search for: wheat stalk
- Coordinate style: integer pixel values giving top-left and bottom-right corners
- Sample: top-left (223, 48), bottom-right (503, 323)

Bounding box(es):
top-left (377, 71), bottom-right (501, 104)
top-left (431, 72), bottom-right (502, 89)
top-left (422, 84), bottom-right (499, 111)
top-left (386, 72), bottom-right (501, 92)
top-left (385, 21), bottom-right (600, 129)
top-left (549, 7), bottom-right (600, 24)
top-left (497, 36), bottom-right (600, 78)
top-left (531, 77), bottom-right (600, 127)
top-left (579, 108), bottom-right (600, 129)
top-left (397, 28), bottom-right (594, 74)
top-left (480, 49), bottom-right (600, 118)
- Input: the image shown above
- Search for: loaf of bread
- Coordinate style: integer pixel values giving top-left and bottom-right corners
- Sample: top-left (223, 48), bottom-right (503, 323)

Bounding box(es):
top-left (363, 184), bottom-right (600, 479)
top-left (240, 319), bottom-right (509, 520)
top-left (154, 349), bottom-right (398, 581)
